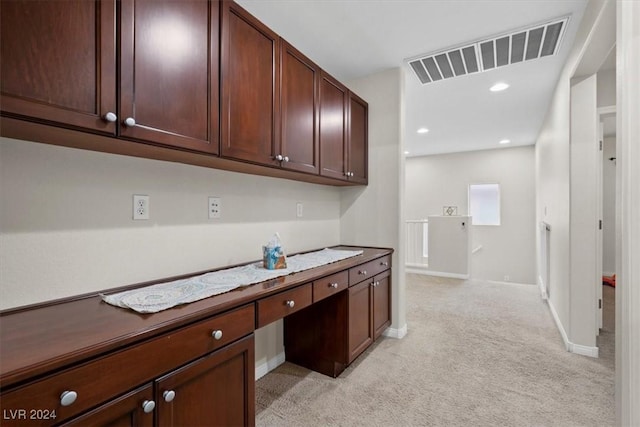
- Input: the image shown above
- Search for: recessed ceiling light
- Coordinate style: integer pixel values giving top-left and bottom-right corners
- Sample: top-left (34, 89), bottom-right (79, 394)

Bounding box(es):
top-left (499, 139), bottom-right (511, 144)
top-left (490, 82), bottom-right (510, 92)
top-left (417, 128), bottom-right (429, 134)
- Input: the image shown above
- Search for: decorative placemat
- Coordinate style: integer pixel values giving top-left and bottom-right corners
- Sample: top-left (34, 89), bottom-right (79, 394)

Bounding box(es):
top-left (101, 248), bottom-right (363, 313)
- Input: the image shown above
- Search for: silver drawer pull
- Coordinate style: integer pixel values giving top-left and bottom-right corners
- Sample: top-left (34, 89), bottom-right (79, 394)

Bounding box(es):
top-left (60, 390), bottom-right (77, 406)
top-left (359, 270), bottom-right (367, 275)
top-left (329, 283), bottom-right (339, 289)
top-left (380, 261), bottom-right (389, 266)
top-left (212, 330), bottom-right (223, 340)
top-left (142, 400), bottom-right (155, 413)
top-left (285, 300), bottom-right (295, 308)
top-left (163, 390), bottom-right (176, 402)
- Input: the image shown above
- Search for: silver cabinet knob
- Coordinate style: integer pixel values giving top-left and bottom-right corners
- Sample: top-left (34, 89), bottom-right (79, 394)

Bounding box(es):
top-left (283, 156), bottom-right (289, 162)
top-left (275, 154), bottom-right (284, 161)
top-left (104, 112), bottom-right (117, 122)
top-left (380, 261), bottom-right (389, 267)
top-left (329, 283), bottom-right (338, 289)
top-left (60, 390), bottom-right (78, 406)
top-left (375, 281), bottom-right (380, 287)
top-left (359, 270), bottom-right (367, 275)
top-left (142, 400), bottom-right (155, 413)
top-left (285, 300), bottom-right (295, 308)
top-left (124, 117), bottom-right (136, 127)
top-left (212, 330), bottom-right (223, 340)
top-left (163, 390), bottom-right (176, 403)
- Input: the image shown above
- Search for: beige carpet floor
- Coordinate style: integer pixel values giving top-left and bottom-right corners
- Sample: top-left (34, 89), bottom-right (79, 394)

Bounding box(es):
top-left (256, 275), bottom-right (615, 426)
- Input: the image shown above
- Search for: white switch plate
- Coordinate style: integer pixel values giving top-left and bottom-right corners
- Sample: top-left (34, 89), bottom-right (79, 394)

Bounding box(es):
top-left (209, 197), bottom-right (221, 219)
top-left (296, 202), bottom-right (303, 218)
top-left (133, 195), bottom-right (149, 220)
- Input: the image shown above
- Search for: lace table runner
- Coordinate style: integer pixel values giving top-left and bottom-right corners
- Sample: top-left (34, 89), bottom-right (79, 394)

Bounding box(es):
top-left (102, 248), bottom-right (363, 313)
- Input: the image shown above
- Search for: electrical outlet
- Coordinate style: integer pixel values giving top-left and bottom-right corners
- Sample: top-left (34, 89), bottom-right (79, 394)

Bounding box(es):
top-left (208, 197), bottom-right (221, 219)
top-left (133, 195), bottom-right (149, 220)
top-left (296, 202), bottom-right (303, 218)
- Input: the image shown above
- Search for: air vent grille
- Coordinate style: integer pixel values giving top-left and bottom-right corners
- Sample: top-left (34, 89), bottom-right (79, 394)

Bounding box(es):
top-left (408, 17), bottom-right (569, 85)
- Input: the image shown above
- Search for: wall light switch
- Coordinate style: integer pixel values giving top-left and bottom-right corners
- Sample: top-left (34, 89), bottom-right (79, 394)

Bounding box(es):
top-left (296, 202), bottom-right (303, 218)
top-left (209, 197), bottom-right (221, 219)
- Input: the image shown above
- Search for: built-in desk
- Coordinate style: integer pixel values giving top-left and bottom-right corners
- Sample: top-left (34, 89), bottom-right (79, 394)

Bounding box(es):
top-left (0, 246), bottom-right (393, 426)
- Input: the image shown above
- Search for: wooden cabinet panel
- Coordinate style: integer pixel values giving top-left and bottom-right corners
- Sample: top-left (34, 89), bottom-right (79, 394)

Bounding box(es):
top-left (257, 283), bottom-right (313, 328)
top-left (313, 270), bottom-right (349, 303)
top-left (0, 0), bottom-right (116, 134)
top-left (62, 385), bottom-right (154, 427)
top-left (319, 72), bottom-right (348, 180)
top-left (280, 41), bottom-right (320, 174)
top-left (348, 280), bottom-right (373, 363)
top-left (373, 270), bottom-right (391, 339)
top-left (349, 255), bottom-right (391, 286)
top-left (221, 1), bottom-right (279, 165)
top-left (348, 92), bottom-right (368, 184)
top-left (0, 304), bottom-right (253, 426)
top-left (119, 0), bottom-right (219, 153)
top-left (156, 335), bottom-right (255, 427)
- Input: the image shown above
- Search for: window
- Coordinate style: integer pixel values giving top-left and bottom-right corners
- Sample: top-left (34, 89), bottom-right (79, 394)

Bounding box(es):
top-left (469, 183), bottom-right (501, 225)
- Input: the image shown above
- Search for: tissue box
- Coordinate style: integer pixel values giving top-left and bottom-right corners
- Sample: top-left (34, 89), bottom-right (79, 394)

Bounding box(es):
top-left (263, 245), bottom-right (287, 270)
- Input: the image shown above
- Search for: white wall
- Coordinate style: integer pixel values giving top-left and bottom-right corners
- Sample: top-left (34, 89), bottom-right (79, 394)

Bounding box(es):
top-left (0, 136), bottom-right (342, 371)
top-left (602, 136), bottom-right (616, 276)
top-left (342, 67), bottom-right (406, 337)
top-left (535, 0), bottom-right (612, 353)
top-left (406, 146), bottom-right (536, 284)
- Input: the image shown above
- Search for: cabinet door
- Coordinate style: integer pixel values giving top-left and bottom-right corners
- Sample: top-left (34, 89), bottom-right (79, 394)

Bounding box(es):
top-left (348, 92), bottom-right (368, 184)
top-left (280, 41), bottom-right (320, 174)
top-left (120, 0), bottom-right (219, 153)
top-left (319, 72), bottom-right (348, 180)
top-left (0, 0), bottom-right (116, 134)
top-left (62, 385), bottom-right (154, 427)
top-left (221, 1), bottom-right (279, 166)
top-left (156, 335), bottom-right (255, 427)
top-left (373, 271), bottom-right (391, 339)
top-left (348, 280), bottom-right (373, 363)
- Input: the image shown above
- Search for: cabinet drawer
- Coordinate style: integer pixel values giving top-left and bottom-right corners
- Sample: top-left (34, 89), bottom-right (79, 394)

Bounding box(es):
top-left (313, 270), bottom-right (348, 303)
top-left (0, 304), bottom-right (254, 426)
top-left (348, 255), bottom-right (391, 286)
top-left (257, 283), bottom-right (312, 328)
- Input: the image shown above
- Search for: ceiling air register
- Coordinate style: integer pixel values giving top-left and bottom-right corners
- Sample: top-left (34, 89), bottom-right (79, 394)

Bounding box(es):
top-left (409, 17), bottom-right (569, 84)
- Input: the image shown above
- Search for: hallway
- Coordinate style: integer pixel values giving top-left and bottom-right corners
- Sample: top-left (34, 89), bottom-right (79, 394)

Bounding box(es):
top-left (256, 275), bottom-right (614, 426)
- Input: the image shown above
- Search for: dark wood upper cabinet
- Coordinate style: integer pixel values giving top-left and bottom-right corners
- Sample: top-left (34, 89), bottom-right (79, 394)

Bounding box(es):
top-left (221, 1), bottom-right (279, 166)
top-left (0, 0), bottom-right (117, 134)
top-left (319, 72), bottom-right (348, 180)
top-left (279, 41), bottom-right (320, 174)
top-left (119, 0), bottom-right (219, 154)
top-left (348, 92), bottom-right (369, 184)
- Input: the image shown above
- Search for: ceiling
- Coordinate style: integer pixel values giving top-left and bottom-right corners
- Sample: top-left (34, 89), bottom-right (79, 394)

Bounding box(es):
top-left (236, 0), bottom-right (588, 157)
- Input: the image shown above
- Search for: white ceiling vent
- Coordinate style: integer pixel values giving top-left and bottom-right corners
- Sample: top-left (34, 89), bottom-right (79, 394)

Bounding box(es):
top-left (408, 17), bottom-right (569, 84)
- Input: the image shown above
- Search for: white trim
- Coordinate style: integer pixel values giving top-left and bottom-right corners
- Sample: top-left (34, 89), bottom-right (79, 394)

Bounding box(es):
top-left (405, 268), bottom-right (469, 279)
top-left (547, 298), bottom-right (570, 352)
top-left (538, 275), bottom-right (549, 300)
top-left (597, 105), bottom-right (616, 116)
top-left (602, 271), bottom-right (615, 278)
top-left (570, 342), bottom-right (599, 358)
top-left (382, 323), bottom-right (408, 339)
top-left (255, 351), bottom-right (286, 380)
top-left (546, 298), bottom-right (599, 358)
top-left (485, 279), bottom-right (536, 287)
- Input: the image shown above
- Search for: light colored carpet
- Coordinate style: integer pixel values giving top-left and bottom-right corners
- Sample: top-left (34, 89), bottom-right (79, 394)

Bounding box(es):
top-left (256, 275), bottom-right (615, 426)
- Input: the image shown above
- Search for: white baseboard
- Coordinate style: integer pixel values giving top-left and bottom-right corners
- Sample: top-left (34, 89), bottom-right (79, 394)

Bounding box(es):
top-left (546, 298), bottom-right (599, 358)
top-left (405, 267), bottom-right (469, 279)
top-left (547, 298), bottom-right (570, 352)
top-left (570, 342), bottom-right (599, 358)
top-left (382, 323), bottom-right (407, 339)
top-left (485, 279), bottom-right (536, 287)
top-left (537, 275), bottom-right (548, 300)
top-left (255, 351), bottom-right (286, 380)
